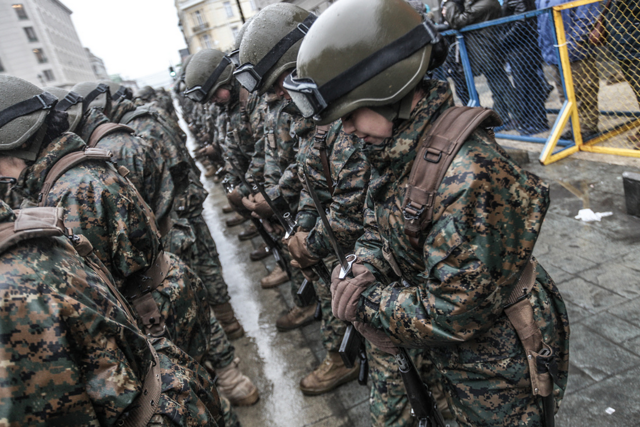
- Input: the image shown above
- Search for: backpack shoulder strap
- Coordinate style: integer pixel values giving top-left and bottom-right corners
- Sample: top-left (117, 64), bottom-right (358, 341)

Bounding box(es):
top-left (402, 106), bottom-right (502, 245)
top-left (87, 123), bottom-right (135, 148)
top-left (0, 207), bottom-right (67, 255)
top-left (38, 148), bottom-right (113, 206)
top-left (120, 106), bottom-right (153, 125)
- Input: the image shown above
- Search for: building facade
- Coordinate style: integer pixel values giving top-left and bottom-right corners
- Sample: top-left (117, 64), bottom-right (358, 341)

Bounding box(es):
top-left (176, 0), bottom-right (261, 54)
top-left (85, 47), bottom-right (109, 80)
top-left (0, 0), bottom-right (98, 88)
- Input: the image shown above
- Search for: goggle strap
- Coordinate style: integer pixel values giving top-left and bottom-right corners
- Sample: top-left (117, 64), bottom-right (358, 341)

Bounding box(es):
top-left (200, 56), bottom-right (233, 98)
top-left (82, 83), bottom-right (110, 113)
top-left (0, 92), bottom-right (57, 128)
top-left (254, 14), bottom-right (317, 77)
top-left (56, 91), bottom-right (83, 112)
top-left (321, 22), bottom-right (437, 106)
top-left (112, 86), bottom-right (127, 101)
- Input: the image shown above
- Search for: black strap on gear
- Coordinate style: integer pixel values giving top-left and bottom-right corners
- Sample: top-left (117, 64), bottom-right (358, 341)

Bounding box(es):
top-left (192, 55), bottom-right (233, 100)
top-left (0, 92), bottom-right (57, 128)
top-left (320, 21), bottom-right (439, 106)
top-left (81, 83), bottom-right (109, 113)
top-left (253, 14), bottom-right (316, 77)
top-left (55, 91), bottom-right (83, 112)
top-left (112, 86), bottom-right (127, 101)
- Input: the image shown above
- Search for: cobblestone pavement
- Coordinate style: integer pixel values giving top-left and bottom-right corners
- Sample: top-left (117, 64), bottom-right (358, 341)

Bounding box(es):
top-left (187, 114), bottom-right (640, 426)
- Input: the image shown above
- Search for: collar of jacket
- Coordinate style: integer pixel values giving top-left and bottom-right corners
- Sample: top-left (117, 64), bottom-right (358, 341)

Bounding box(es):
top-left (111, 98), bottom-right (137, 123)
top-left (374, 80), bottom-right (454, 172)
top-left (78, 108), bottom-right (110, 143)
top-left (16, 132), bottom-right (87, 202)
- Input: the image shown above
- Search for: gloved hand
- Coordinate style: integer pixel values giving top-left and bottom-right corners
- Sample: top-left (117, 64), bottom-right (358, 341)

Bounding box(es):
top-left (227, 188), bottom-right (245, 212)
top-left (287, 231), bottom-right (320, 269)
top-left (353, 322), bottom-right (399, 355)
top-left (331, 262), bottom-right (375, 323)
top-left (242, 192), bottom-right (273, 219)
top-left (261, 218), bottom-right (284, 236)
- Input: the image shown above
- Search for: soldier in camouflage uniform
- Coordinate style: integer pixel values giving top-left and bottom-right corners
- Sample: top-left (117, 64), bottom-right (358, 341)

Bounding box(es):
top-left (285, 1), bottom-right (570, 426)
top-left (110, 88), bottom-right (247, 345)
top-left (0, 76), bottom-right (257, 411)
top-left (0, 200), bottom-right (225, 426)
top-left (237, 4), bottom-right (326, 332)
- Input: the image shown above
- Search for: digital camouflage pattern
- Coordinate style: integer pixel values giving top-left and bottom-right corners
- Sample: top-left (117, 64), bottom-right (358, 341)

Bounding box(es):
top-left (12, 132), bottom-right (235, 373)
top-left (244, 93), bottom-right (271, 185)
top-left (353, 80), bottom-right (570, 427)
top-left (0, 200), bottom-right (223, 426)
top-left (78, 107), bottom-right (175, 224)
top-left (116, 100), bottom-right (232, 306)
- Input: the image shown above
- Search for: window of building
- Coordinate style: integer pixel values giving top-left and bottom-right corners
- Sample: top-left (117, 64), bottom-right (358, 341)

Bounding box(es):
top-left (224, 1), bottom-right (234, 17)
top-left (33, 48), bottom-right (47, 63)
top-left (12, 4), bottom-right (28, 20)
top-left (43, 69), bottom-right (55, 81)
top-left (194, 10), bottom-right (204, 26)
top-left (201, 34), bottom-right (213, 49)
top-left (23, 27), bottom-right (37, 42)
top-left (231, 26), bottom-right (239, 39)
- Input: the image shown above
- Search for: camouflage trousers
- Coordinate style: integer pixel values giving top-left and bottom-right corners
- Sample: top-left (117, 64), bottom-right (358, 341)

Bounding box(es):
top-left (368, 344), bottom-right (450, 427)
top-left (152, 252), bottom-right (234, 371)
top-left (189, 214), bottom-right (231, 306)
top-left (220, 396), bottom-right (241, 427)
top-left (279, 240), bottom-right (306, 308)
top-left (315, 256), bottom-right (346, 352)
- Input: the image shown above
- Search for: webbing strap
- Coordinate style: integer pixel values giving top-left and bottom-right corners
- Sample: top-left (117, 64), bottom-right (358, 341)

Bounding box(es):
top-left (125, 252), bottom-right (171, 337)
top-left (88, 123), bottom-right (135, 148)
top-left (313, 125), bottom-right (333, 196)
top-left (0, 207), bottom-right (66, 255)
top-left (0, 92), bottom-right (57, 128)
top-left (402, 106), bottom-right (502, 248)
top-left (38, 148), bottom-right (114, 206)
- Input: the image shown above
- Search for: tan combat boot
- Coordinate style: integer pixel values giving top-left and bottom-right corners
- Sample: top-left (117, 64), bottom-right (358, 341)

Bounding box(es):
top-left (250, 243), bottom-right (271, 261)
top-left (226, 213), bottom-right (249, 227)
top-left (260, 264), bottom-right (289, 289)
top-left (238, 223), bottom-right (258, 241)
top-left (212, 302), bottom-right (245, 340)
top-left (275, 304), bottom-right (316, 331)
top-left (222, 204), bottom-right (234, 214)
top-left (299, 351), bottom-right (359, 396)
top-left (216, 357), bottom-right (260, 406)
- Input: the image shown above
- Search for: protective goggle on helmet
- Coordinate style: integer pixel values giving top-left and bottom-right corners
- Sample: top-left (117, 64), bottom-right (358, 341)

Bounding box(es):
top-left (284, 20), bottom-right (442, 120)
top-left (233, 14), bottom-right (316, 93)
top-left (184, 55), bottom-right (233, 103)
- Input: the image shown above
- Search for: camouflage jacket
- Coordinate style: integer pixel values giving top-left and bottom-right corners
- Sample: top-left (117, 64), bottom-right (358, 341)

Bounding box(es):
top-left (79, 107), bottom-right (174, 223)
top-left (301, 121), bottom-right (371, 258)
top-left (13, 132), bottom-right (161, 285)
top-left (115, 100), bottom-right (208, 218)
top-left (244, 93), bottom-right (270, 186)
top-left (0, 201), bottom-right (222, 426)
top-left (354, 81), bottom-right (570, 426)
top-left (262, 100), bottom-right (315, 215)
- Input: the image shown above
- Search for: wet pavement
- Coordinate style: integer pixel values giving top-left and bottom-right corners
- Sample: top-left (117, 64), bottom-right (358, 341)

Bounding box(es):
top-left (182, 113), bottom-right (640, 426)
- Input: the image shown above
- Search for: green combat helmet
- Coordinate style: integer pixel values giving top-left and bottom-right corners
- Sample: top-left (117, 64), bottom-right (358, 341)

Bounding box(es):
top-left (228, 17), bottom-right (253, 67)
top-left (0, 75), bottom-right (57, 161)
top-left (283, 0), bottom-right (448, 125)
top-left (134, 85), bottom-right (156, 102)
top-left (235, 3), bottom-right (316, 94)
top-left (44, 87), bottom-right (83, 132)
top-left (184, 49), bottom-right (234, 103)
top-left (71, 81), bottom-right (112, 119)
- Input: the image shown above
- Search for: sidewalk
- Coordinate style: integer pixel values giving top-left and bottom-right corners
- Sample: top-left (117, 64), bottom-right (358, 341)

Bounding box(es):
top-left (197, 136), bottom-right (640, 425)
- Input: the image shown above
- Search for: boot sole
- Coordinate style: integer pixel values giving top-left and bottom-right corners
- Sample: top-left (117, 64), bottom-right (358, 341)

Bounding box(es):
top-left (299, 368), bottom-right (359, 396)
top-left (276, 314), bottom-right (317, 332)
top-left (229, 387), bottom-right (260, 407)
top-left (250, 252), bottom-right (271, 261)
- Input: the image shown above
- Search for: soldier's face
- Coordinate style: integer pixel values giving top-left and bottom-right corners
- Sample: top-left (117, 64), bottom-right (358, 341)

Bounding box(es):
top-left (341, 108), bottom-right (393, 145)
top-left (212, 88), bottom-right (231, 105)
top-left (274, 72), bottom-right (291, 101)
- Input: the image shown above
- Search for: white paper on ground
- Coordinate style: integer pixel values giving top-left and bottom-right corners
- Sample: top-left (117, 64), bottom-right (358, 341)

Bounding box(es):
top-left (574, 208), bottom-right (613, 222)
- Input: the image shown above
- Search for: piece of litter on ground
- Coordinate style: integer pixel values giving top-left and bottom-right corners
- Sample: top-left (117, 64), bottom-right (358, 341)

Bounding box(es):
top-left (605, 407), bottom-right (616, 415)
top-left (575, 208), bottom-right (613, 222)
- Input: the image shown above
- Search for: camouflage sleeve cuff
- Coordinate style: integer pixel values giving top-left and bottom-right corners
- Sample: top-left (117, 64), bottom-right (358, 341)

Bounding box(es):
top-left (296, 211), bottom-right (318, 231)
top-left (237, 183), bottom-right (251, 198)
top-left (357, 282), bottom-right (384, 325)
top-left (266, 185), bottom-right (282, 202)
top-left (271, 195), bottom-right (289, 215)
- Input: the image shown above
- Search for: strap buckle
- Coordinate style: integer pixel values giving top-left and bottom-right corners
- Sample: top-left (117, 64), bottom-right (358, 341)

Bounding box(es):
top-left (297, 22), bottom-right (310, 34)
top-left (36, 93), bottom-right (54, 110)
top-left (403, 202), bottom-right (425, 221)
top-left (424, 147), bottom-right (442, 163)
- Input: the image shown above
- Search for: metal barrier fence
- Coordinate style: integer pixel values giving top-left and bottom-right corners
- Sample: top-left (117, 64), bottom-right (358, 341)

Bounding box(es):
top-left (432, 0), bottom-right (640, 164)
